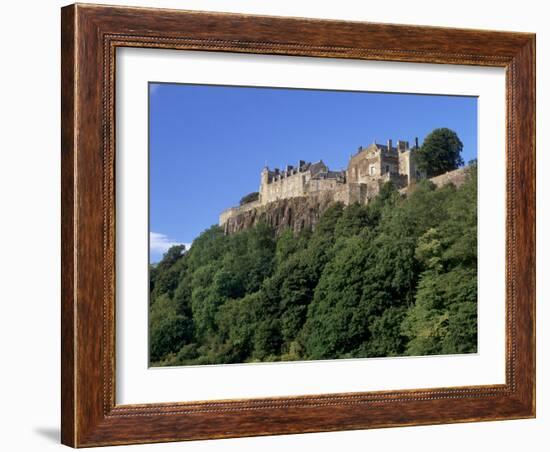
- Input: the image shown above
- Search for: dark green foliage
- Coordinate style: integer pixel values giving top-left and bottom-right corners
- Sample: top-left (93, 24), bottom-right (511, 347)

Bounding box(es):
top-left (414, 128), bottom-right (464, 177)
top-left (149, 294), bottom-right (193, 362)
top-left (149, 165), bottom-right (478, 366)
top-left (402, 268), bottom-right (477, 355)
top-left (402, 164), bottom-right (478, 356)
top-left (300, 234), bottom-right (372, 359)
top-left (239, 191), bottom-right (259, 205)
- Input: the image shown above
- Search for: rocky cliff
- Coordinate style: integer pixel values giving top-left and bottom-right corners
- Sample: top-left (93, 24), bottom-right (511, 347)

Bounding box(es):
top-left (222, 191), bottom-right (338, 236)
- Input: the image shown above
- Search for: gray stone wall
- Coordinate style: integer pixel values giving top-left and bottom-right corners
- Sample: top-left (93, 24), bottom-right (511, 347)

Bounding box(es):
top-left (219, 199), bottom-right (262, 225)
top-left (429, 167), bottom-right (469, 188)
top-left (348, 145), bottom-right (380, 183)
top-left (305, 178), bottom-right (341, 194)
top-left (260, 170), bottom-right (307, 204)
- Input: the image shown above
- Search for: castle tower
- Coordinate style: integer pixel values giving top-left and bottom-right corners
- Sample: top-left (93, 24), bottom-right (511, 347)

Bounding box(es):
top-left (398, 138), bottom-right (423, 185)
top-left (259, 167), bottom-right (270, 204)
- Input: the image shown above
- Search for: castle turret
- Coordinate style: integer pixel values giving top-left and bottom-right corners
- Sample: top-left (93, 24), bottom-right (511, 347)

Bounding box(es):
top-left (259, 167), bottom-right (270, 203)
top-left (398, 139), bottom-right (424, 185)
top-left (397, 140), bottom-right (409, 151)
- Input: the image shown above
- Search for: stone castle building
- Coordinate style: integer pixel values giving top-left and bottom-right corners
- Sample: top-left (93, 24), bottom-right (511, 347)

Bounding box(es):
top-left (220, 138), bottom-right (425, 227)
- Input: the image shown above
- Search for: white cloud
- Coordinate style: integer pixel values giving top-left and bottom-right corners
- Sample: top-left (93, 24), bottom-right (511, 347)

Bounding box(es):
top-left (149, 232), bottom-right (190, 255)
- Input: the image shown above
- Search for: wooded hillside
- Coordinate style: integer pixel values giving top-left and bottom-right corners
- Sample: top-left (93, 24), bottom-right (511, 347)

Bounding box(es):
top-left (149, 165), bottom-right (477, 366)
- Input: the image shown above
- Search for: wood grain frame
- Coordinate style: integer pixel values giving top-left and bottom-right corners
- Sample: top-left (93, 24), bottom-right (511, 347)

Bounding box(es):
top-left (61, 3), bottom-right (536, 447)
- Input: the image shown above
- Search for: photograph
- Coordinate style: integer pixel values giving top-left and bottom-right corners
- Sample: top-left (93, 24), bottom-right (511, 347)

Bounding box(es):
top-left (53, 2), bottom-right (537, 448)
top-left (148, 83), bottom-right (478, 367)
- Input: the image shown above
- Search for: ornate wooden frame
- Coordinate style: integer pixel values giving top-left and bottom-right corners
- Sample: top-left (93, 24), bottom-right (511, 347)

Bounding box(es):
top-left (61, 3), bottom-right (536, 447)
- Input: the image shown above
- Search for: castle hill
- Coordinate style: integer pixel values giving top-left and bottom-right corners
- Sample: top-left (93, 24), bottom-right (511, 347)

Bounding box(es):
top-left (219, 137), bottom-right (468, 235)
top-left (148, 80), bottom-right (479, 367)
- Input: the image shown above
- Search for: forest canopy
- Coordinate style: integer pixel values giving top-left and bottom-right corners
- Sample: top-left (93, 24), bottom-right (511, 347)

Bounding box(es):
top-left (149, 165), bottom-right (477, 366)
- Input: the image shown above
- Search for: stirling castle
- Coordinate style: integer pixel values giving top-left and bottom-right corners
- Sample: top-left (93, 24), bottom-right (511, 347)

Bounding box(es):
top-left (220, 138), bottom-right (466, 235)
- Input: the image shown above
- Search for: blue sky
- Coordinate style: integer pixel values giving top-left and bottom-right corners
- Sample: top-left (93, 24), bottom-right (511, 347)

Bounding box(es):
top-left (149, 83), bottom-right (477, 262)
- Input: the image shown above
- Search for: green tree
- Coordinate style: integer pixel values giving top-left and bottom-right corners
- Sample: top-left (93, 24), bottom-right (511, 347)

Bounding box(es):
top-left (270, 253), bottom-right (314, 350)
top-left (414, 128), bottom-right (464, 177)
top-left (239, 191), bottom-right (259, 205)
top-left (215, 292), bottom-right (262, 362)
top-left (149, 294), bottom-right (193, 363)
top-left (402, 267), bottom-right (477, 356)
top-left (274, 229), bottom-right (300, 266)
top-left (300, 234), bottom-right (372, 359)
top-left (402, 166), bottom-right (478, 355)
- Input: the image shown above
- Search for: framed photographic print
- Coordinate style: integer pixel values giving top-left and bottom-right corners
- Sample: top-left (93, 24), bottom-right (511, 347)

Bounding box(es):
top-left (61, 3), bottom-right (536, 447)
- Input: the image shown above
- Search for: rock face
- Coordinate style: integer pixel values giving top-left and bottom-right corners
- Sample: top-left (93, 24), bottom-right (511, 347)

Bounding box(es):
top-left (222, 192), bottom-right (338, 236)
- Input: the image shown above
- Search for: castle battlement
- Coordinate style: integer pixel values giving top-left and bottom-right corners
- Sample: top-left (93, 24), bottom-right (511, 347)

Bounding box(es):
top-left (220, 137), bottom-right (425, 227)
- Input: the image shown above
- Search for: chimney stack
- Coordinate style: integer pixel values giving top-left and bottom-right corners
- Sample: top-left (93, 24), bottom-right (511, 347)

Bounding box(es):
top-left (397, 140), bottom-right (409, 151)
top-left (388, 139), bottom-right (393, 150)
top-left (415, 137), bottom-right (419, 149)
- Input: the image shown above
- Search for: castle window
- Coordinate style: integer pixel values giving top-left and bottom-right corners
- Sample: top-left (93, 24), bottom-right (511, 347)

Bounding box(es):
top-left (369, 164), bottom-right (376, 176)
top-left (385, 165), bottom-right (390, 173)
